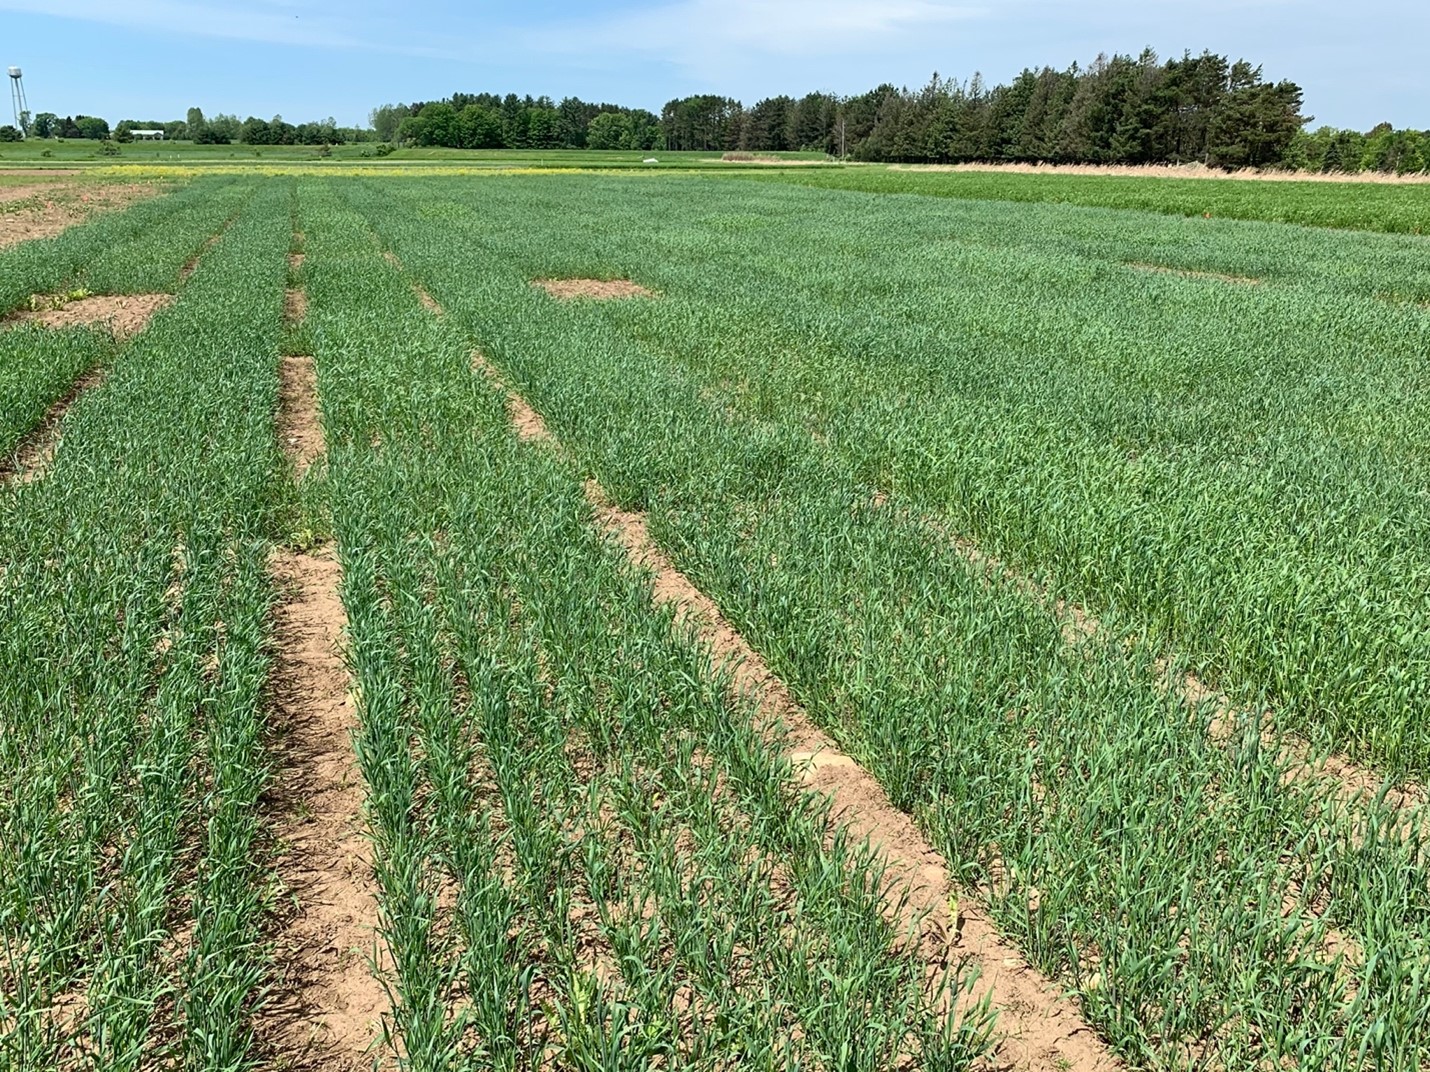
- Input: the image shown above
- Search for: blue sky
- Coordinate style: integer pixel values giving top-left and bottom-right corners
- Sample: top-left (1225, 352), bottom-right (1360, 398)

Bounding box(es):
top-left (1, 0), bottom-right (1424, 131)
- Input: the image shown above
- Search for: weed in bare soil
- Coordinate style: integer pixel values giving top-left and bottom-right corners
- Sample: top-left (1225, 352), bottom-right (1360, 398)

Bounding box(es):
top-left (6, 293), bottom-right (174, 339)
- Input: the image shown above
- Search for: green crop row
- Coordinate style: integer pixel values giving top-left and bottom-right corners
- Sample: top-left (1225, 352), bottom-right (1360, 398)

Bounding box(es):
top-left (0, 179), bottom-right (289, 1069)
top-left (0, 326), bottom-right (114, 459)
top-left (333, 173), bottom-right (1430, 1068)
top-left (738, 167), bottom-right (1430, 235)
top-left (299, 180), bottom-right (993, 1069)
top-left (342, 173), bottom-right (1430, 774)
top-left (0, 177), bottom-right (258, 463)
top-left (0, 177), bottom-right (253, 313)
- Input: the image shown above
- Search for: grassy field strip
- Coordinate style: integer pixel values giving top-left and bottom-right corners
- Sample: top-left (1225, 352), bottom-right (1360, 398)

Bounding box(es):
top-left (397, 173), bottom-right (1430, 774)
top-left (578, 488), bottom-right (1117, 1072)
top-left (309, 190), bottom-right (995, 1069)
top-left (0, 329), bottom-right (113, 463)
top-left (1123, 262), bottom-right (1262, 286)
top-left (0, 182), bottom-right (289, 1068)
top-left (258, 230), bottom-right (388, 1068)
top-left (0, 205), bottom-right (244, 486)
top-left (178, 205), bottom-right (245, 283)
top-left (1, 363), bottom-right (109, 486)
top-left (907, 504), bottom-right (1422, 977)
top-left (410, 262), bottom-right (1120, 1071)
top-left (740, 167), bottom-right (1430, 235)
top-left (912, 506), bottom-right (1426, 815)
top-left (0, 177), bottom-right (255, 315)
top-left (345, 175), bottom-right (1430, 1067)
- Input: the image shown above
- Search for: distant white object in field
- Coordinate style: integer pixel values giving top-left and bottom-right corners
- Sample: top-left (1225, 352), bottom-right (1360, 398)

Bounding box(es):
top-left (132, 129), bottom-right (165, 140)
top-left (643, 157), bottom-right (658, 164)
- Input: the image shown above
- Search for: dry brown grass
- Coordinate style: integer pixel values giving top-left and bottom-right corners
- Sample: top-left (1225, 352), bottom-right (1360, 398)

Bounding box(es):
top-left (532, 278), bottom-right (657, 301)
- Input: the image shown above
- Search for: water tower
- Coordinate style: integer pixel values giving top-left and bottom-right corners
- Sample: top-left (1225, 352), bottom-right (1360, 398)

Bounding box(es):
top-left (9, 67), bottom-right (29, 135)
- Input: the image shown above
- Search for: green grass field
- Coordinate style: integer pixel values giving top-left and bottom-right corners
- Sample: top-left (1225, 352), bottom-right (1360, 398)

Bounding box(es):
top-left (741, 165), bottom-right (1430, 234)
top-left (0, 139), bottom-right (832, 169)
top-left (2, 169), bottom-right (1428, 1070)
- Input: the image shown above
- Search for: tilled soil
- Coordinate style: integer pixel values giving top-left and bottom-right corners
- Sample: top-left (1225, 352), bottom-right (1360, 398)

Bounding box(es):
top-left (278, 356), bottom-right (326, 479)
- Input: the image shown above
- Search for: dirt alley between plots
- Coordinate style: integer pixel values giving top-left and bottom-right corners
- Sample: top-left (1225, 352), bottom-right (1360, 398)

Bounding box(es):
top-left (462, 346), bottom-right (1119, 1072)
top-left (259, 287), bottom-right (388, 1070)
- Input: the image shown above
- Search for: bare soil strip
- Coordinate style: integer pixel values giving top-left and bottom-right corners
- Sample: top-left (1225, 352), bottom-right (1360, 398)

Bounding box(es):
top-left (278, 356), bottom-right (326, 479)
top-left (466, 352), bottom-right (1117, 1072)
top-left (1126, 261), bottom-right (1261, 285)
top-left (284, 288), bottom-right (309, 325)
top-left (0, 169), bottom-right (82, 183)
top-left (0, 366), bottom-right (108, 487)
top-left (533, 278), bottom-right (656, 301)
top-left (5, 293), bottom-right (174, 338)
top-left (261, 548), bottom-right (387, 1071)
top-left (261, 308), bottom-right (388, 1068)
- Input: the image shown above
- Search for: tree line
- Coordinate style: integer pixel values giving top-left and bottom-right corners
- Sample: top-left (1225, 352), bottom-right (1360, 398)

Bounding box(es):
top-left (4, 47), bottom-right (1423, 173)
top-left (661, 51), bottom-right (1310, 168)
top-left (374, 49), bottom-right (1426, 173)
top-left (11, 107), bottom-right (370, 146)
top-left (371, 95), bottom-right (662, 151)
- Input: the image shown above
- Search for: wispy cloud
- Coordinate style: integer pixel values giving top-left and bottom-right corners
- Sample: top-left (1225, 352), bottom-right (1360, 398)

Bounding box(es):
top-left (529, 0), bottom-right (985, 77)
top-left (0, 0), bottom-right (397, 51)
